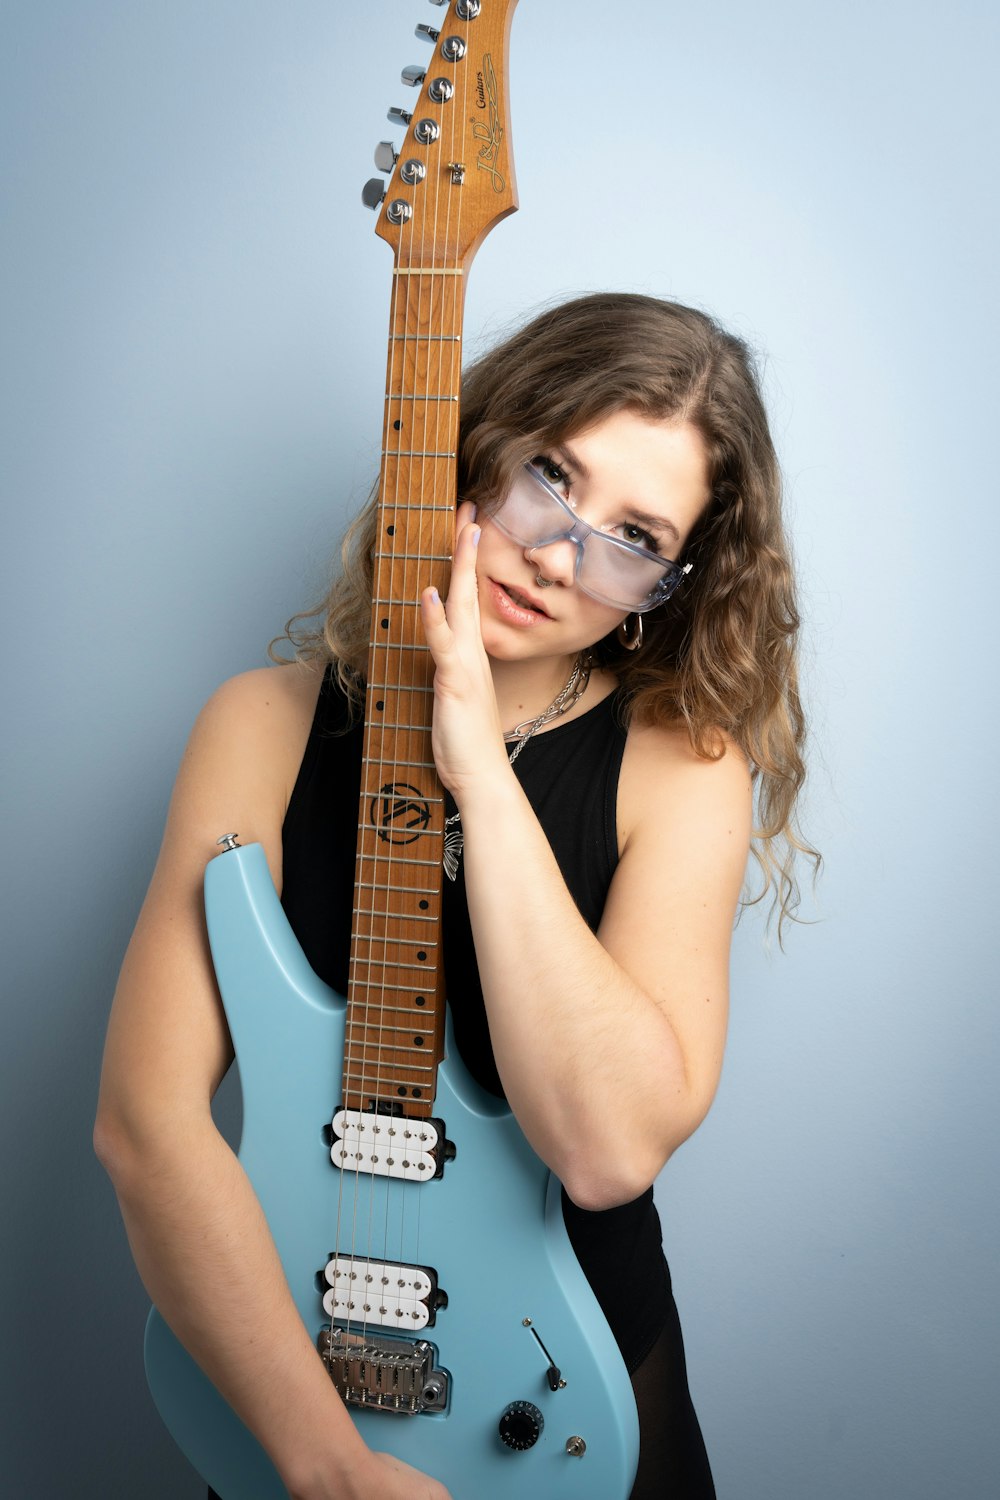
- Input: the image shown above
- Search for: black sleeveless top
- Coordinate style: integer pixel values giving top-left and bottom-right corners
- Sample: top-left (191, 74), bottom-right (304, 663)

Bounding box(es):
top-left (281, 668), bottom-right (671, 1373)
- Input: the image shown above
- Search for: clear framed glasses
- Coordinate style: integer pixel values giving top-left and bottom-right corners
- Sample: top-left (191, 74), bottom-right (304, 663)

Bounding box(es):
top-left (490, 463), bottom-right (692, 612)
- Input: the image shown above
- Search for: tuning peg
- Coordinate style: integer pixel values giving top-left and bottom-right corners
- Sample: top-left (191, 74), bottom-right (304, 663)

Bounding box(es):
top-left (362, 178), bottom-right (386, 211)
top-left (374, 141), bottom-right (399, 173)
top-left (401, 65), bottom-right (426, 88)
top-left (388, 106), bottom-right (412, 127)
top-left (416, 24), bottom-right (440, 44)
top-left (427, 0), bottom-right (447, 6)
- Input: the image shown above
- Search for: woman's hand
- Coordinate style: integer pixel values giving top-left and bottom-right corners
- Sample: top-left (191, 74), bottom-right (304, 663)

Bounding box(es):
top-left (420, 501), bottom-right (509, 799)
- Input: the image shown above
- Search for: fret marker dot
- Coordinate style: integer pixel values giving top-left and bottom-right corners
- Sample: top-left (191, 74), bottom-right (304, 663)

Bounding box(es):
top-left (375, 700), bottom-right (385, 711)
top-left (393, 419), bottom-right (402, 430)
top-left (386, 525), bottom-right (395, 536)
top-left (419, 900), bottom-right (429, 910)
top-left (381, 617), bottom-right (389, 629)
top-left (414, 1036), bottom-right (424, 1046)
top-left (413, 1089), bottom-right (422, 1099)
top-left (417, 950), bottom-right (427, 962)
top-left (397, 1086), bottom-right (406, 1096)
top-left (415, 996), bottom-right (426, 1006)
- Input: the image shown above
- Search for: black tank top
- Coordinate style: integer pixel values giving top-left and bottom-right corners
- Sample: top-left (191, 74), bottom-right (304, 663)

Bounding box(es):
top-left (281, 667), bottom-right (670, 1373)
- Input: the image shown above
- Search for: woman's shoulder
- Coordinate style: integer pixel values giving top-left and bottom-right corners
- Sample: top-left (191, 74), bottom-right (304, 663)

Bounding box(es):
top-left (618, 716), bottom-right (753, 852)
top-left (181, 662), bottom-right (326, 828)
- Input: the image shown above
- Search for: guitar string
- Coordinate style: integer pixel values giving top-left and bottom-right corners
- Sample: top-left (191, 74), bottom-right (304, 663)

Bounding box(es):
top-left (338, 16), bottom-right (475, 1367)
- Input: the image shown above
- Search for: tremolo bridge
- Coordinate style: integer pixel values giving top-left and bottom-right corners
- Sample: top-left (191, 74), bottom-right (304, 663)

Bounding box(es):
top-left (319, 1327), bottom-right (449, 1414)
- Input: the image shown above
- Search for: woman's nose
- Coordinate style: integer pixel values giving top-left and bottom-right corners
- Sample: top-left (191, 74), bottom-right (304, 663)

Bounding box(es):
top-left (526, 538), bottom-right (577, 587)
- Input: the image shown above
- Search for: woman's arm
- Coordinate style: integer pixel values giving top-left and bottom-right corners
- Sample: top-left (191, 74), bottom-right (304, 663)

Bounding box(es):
top-left (421, 513), bottom-right (751, 1212)
top-left (95, 666), bottom-right (450, 1500)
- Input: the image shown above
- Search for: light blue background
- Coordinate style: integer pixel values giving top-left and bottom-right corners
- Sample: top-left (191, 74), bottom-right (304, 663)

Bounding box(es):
top-left (2, 2), bottom-right (997, 1496)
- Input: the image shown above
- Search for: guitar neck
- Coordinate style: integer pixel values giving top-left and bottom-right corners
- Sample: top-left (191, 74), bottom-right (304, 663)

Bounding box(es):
top-left (343, 0), bottom-right (520, 1119)
top-left (346, 273), bottom-right (467, 1119)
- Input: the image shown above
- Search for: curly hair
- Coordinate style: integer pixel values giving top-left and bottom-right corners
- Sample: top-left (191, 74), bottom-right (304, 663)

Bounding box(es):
top-left (276, 293), bottom-right (818, 932)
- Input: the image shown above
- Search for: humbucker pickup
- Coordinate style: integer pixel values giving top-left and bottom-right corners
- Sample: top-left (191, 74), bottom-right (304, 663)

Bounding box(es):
top-left (321, 1252), bottom-right (446, 1332)
top-left (329, 1107), bottom-right (452, 1181)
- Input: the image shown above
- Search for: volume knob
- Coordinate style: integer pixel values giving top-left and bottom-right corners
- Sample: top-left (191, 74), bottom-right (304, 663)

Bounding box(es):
top-left (498, 1400), bottom-right (544, 1452)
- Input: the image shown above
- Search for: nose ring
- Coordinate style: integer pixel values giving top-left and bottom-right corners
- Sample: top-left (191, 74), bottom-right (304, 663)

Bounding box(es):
top-left (534, 574), bottom-right (555, 588)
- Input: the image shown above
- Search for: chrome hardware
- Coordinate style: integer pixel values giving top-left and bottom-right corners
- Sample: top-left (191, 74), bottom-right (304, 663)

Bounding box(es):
top-left (447, 161), bottom-right (466, 185)
top-left (399, 158), bottom-right (426, 185)
top-left (388, 106), bottom-right (412, 127)
top-left (362, 178), bottom-right (386, 211)
top-left (441, 35), bottom-right (467, 62)
top-left (415, 23), bottom-right (440, 44)
top-left (374, 141), bottom-right (398, 173)
top-left (456, 0), bottom-right (482, 17)
top-left (427, 0), bottom-right (447, 5)
top-left (428, 77), bottom-right (454, 103)
top-left (216, 832), bottom-right (241, 852)
top-left (386, 199), bottom-right (413, 225)
top-left (566, 1436), bottom-right (587, 1458)
top-left (320, 1328), bottom-right (449, 1415)
top-left (414, 117), bottom-right (440, 145)
top-left (401, 65), bottom-right (426, 88)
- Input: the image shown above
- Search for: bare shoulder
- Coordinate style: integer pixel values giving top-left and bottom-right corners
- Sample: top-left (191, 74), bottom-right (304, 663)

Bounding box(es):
top-left (618, 717), bottom-right (752, 855)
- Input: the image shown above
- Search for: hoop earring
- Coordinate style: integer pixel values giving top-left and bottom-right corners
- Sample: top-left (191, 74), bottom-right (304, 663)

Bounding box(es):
top-left (617, 614), bottom-right (643, 652)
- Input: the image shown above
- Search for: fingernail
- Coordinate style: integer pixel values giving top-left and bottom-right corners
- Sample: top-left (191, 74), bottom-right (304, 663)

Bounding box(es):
top-left (428, 586), bottom-right (440, 604)
top-left (471, 527), bottom-right (481, 547)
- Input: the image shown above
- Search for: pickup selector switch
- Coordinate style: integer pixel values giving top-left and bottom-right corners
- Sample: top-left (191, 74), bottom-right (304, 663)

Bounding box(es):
top-left (498, 1400), bottom-right (544, 1452)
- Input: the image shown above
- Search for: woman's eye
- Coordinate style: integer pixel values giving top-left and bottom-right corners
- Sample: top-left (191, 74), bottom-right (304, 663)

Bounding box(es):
top-left (620, 522), bottom-right (660, 553)
top-left (530, 455), bottom-right (570, 492)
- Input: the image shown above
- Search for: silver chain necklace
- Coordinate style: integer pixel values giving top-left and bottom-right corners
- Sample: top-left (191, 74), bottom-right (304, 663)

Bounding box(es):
top-left (443, 653), bottom-right (592, 880)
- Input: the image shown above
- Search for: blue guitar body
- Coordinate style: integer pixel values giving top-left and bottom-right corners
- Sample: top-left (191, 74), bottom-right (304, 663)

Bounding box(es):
top-left (144, 843), bottom-right (639, 1498)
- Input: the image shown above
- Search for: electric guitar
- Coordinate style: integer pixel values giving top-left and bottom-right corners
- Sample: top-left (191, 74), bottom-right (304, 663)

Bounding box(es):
top-left (144, 4), bottom-right (640, 1494)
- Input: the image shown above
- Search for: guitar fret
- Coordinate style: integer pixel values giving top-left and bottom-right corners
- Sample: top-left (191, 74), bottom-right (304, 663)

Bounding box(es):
top-left (389, 334), bottom-right (461, 342)
top-left (382, 449), bottom-right (456, 458)
top-left (345, 1023), bottom-right (434, 1036)
top-left (376, 504), bottom-right (455, 512)
top-left (353, 935), bottom-right (439, 948)
top-left (376, 551), bottom-right (451, 562)
top-left (367, 684), bottom-right (435, 696)
top-left (357, 765), bottom-right (437, 776)
top-left (355, 881), bottom-right (437, 895)
top-left (347, 1007), bottom-right (431, 1020)
top-left (353, 909), bottom-right (438, 923)
top-left (343, 1063), bottom-right (436, 1077)
top-left (386, 394), bottom-right (459, 402)
top-left (352, 960), bottom-right (437, 972)
top-left (392, 267), bottom-right (463, 276)
top-left (355, 856), bottom-right (441, 870)
top-left (349, 985), bottom-right (435, 996)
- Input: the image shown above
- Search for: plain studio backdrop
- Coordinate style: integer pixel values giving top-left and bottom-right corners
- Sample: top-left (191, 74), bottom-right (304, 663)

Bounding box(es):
top-left (2, 2), bottom-right (997, 1496)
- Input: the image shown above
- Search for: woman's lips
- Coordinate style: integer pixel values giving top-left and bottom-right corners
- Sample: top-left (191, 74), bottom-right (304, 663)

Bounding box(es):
top-left (487, 578), bottom-right (551, 625)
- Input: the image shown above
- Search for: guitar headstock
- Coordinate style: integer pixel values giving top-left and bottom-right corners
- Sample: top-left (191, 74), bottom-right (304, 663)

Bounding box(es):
top-left (364, 0), bottom-right (519, 269)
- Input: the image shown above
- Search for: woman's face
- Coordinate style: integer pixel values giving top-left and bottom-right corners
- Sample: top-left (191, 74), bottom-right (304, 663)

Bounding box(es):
top-left (474, 409), bottom-right (711, 663)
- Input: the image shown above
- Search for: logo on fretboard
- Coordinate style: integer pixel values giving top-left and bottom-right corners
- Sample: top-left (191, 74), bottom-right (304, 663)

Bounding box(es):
top-left (371, 783), bottom-right (431, 844)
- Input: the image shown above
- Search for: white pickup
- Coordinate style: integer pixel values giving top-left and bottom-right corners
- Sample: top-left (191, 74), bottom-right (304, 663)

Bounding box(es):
top-left (322, 1254), bottom-right (434, 1331)
top-left (330, 1108), bottom-right (439, 1182)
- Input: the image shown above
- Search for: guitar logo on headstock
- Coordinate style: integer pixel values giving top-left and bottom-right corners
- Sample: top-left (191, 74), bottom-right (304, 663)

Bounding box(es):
top-left (371, 783), bottom-right (432, 844)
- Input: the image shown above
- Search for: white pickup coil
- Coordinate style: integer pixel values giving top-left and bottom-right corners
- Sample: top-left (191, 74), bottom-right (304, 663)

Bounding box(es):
top-left (331, 1109), bottom-right (439, 1182)
top-left (322, 1254), bottom-right (433, 1331)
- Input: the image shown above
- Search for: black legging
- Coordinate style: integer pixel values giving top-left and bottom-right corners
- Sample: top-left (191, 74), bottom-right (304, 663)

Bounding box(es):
top-left (208, 1311), bottom-right (715, 1500)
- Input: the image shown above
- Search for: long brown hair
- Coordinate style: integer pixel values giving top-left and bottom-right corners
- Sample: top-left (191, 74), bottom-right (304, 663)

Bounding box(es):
top-left (277, 293), bottom-right (818, 931)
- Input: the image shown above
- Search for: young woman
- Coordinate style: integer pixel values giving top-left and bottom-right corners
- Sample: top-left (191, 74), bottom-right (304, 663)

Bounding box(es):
top-left (95, 293), bottom-right (812, 1500)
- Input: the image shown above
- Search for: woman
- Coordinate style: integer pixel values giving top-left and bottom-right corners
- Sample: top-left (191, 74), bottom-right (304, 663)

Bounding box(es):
top-left (95, 293), bottom-right (813, 1500)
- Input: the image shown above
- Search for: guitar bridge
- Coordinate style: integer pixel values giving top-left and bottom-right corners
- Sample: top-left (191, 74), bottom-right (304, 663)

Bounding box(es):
top-left (318, 1327), bottom-right (449, 1414)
